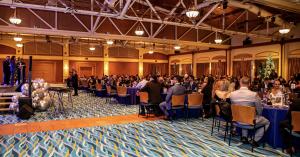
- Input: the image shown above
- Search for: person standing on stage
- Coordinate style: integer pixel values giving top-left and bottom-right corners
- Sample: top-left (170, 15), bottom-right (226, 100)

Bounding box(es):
top-left (71, 69), bottom-right (79, 96)
top-left (9, 56), bottom-right (16, 86)
top-left (2, 56), bottom-right (10, 85)
top-left (16, 57), bottom-right (26, 85)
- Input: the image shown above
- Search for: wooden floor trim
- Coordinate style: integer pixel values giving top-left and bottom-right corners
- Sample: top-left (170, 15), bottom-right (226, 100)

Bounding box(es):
top-left (0, 114), bottom-right (161, 135)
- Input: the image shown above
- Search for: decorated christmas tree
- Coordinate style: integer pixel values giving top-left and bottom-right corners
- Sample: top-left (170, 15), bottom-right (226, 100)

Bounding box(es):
top-left (264, 56), bottom-right (275, 79)
top-left (258, 55), bottom-right (275, 79)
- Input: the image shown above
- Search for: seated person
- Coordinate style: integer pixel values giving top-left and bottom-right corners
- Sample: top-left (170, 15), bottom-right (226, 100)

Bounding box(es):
top-left (140, 75), bottom-right (163, 115)
top-left (269, 80), bottom-right (283, 105)
top-left (230, 77), bottom-right (270, 147)
top-left (280, 98), bottom-right (300, 154)
top-left (159, 76), bottom-right (185, 120)
top-left (215, 79), bottom-right (231, 103)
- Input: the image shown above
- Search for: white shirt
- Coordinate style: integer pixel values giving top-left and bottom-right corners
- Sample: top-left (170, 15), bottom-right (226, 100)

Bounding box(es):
top-left (230, 87), bottom-right (262, 115)
top-left (136, 79), bottom-right (148, 89)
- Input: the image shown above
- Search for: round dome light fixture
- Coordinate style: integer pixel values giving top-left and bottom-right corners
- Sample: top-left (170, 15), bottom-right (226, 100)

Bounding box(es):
top-left (16, 43), bottom-right (23, 48)
top-left (106, 40), bottom-right (114, 45)
top-left (13, 36), bottom-right (22, 42)
top-left (174, 45), bottom-right (181, 50)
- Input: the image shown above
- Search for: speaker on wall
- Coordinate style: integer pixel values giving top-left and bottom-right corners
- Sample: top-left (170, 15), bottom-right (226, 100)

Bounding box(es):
top-left (174, 50), bottom-right (180, 54)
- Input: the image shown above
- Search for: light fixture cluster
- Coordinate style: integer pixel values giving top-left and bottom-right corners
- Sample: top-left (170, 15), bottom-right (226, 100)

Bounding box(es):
top-left (9, 8), bottom-right (22, 25)
top-left (13, 35), bottom-right (23, 48)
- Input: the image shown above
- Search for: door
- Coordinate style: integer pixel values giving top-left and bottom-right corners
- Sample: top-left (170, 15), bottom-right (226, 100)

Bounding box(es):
top-left (32, 61), bottom-right (56, 83)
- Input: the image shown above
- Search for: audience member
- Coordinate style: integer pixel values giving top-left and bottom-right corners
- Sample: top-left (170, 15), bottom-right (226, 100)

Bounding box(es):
top-left (141, 75), bottom-right (163, 115)
top-left (230, 77), bottom-right (270, 147)
top-left (159, 76), bottom-right (185, 120)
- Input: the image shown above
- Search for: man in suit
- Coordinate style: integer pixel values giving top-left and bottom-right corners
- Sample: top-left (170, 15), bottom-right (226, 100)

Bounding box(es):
top-left (159, 76), bottom-right (186, 120)
top-left (280, 96), bottom-right (300, 154)
top-left (2, 56), bottom-right (10, 85)
top-left (71, 69), bottom-right (79, 96)
top-left (230, 76), bottom-right (270, 147)
top-left (140, 75), bottom-right (163, 115)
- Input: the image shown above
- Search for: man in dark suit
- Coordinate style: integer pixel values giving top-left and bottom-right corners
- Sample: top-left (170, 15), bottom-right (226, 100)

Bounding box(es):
top-left (279, 98), bottom-right (300, 154)
top-left (141, 75), bottom-right (163, 115)
top-left (2, 56), bottom-right (10, 85)
top-left (159, 76), bottom-right (185, 120)
top-left (71, 69), bottom-right (79, 96)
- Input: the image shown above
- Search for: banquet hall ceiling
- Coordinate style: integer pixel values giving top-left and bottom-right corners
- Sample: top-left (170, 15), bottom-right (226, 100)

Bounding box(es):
top-left (0, 0), bottom-right (300, 53)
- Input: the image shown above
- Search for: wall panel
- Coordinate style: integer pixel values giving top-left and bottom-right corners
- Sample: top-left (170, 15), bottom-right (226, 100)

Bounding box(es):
top-left (109, 62), bottom-right (138, 75)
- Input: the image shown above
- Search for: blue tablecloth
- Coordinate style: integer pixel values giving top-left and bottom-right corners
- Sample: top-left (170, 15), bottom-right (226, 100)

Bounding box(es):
top-left (116, 87), bottom-right (138, 105)
top-left (262, 106), bottom-right (288, 148)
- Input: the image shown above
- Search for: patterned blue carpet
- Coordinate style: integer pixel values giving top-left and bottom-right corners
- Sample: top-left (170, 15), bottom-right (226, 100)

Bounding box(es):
top-left (0, 119), bottom-right (289, 157)
top-left (0, 91), bottom-right (138, 124)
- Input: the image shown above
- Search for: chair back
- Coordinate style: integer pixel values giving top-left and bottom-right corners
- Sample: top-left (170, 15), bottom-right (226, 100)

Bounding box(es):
top-left (139, 92), bottom-right (148, 104)
top-left (171, 95), bottom-right (185, 107)
top-left (81, 80), bottom-right (88, 87)
top-left (291, 111), bottom-right (300, 132)
top-left (96, 83), bottom-right (102, 90)
top-left (188, 93), bottom-right (203, 107)
top-left (289, 93), bottom-right (298, 101)
top-left (231, 104), bottom-right (256, 125)
top-left (106, 85), bottom-right (112, 94)
top-left (117, 86), bottom-right (127, 96)
top-left (215, 105), bottom-right (221, 116)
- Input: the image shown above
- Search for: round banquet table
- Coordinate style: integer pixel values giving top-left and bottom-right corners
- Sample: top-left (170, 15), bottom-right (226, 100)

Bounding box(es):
top-left (127, 87), bottom-right (139, 105)
top-left (262, 105), bottom-right (289, 148)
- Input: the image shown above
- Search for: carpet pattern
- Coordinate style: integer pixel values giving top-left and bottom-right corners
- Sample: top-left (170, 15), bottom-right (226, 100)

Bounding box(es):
top-left (0, 91), bottom-right (138, 124)
top-left (0, 119), bottom-right (288, 157)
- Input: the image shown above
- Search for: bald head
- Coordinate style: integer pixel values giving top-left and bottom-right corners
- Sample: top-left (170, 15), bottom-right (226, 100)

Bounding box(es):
top-left (240, 77), bottom-right (250, 87)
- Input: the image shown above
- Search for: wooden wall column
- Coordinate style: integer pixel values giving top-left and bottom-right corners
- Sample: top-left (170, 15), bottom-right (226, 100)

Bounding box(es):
top-left (283, 43), bottom-right (289, 80)
top-left (226, 49), bottom-right (231, 76)
top-left (192, 52), bottom-right (197, 77)
top-left (63, 42), bottom-right (69, 81)
top-left (138, 49), bottom-right (145, 77)
top-left (103, 45), bottom-right (109, 76)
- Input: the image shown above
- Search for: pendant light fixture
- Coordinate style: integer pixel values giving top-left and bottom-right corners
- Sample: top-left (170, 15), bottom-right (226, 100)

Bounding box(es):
top-left (16, 43), bottom-right (23, 48)
top-left (214, 32), bottom-right (222, 44)
top-left (174, 45), bottom-right (181, 50)
top-left (89, 46), bottom-right (96, 51)
top-left (186, 0), bottom-right (199, 18)
top-left (13, 36), bottom-right (22, 42)
top-left (279, 23), bottom-right (290, 34)
top-left (9, 8), bottom-right (22, 25)
top-left (148, 50), bottom-right (154, 54)
top-left (135, 24), bottom-right (144, 36)
top-left (106, 39), bottom-right (114, 45)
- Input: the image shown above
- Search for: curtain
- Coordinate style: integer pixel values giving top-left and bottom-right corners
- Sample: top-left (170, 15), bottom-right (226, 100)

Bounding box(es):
top-left (170, 64), bottom-right (179, 75)
top-left (181, 64), bottom-right (192, 75)
top-left (143, 63), bottom-right (168, 76)
top-left (232, 61), bottom-right (251, 77)
top-left (211, 61), bottom-right (226, 76)
top-left (196, 63), bottom-right (209, 77)
top-left (288, 58), bottom-right (300, 78)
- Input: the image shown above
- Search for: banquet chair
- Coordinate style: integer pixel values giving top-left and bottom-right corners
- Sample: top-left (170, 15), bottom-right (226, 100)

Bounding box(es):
top-left (138, 92), bottom-right (154, 117)
top-left (117, 86), bottom-right (130, 105)
top-left (95, 83), bottom-right (106, 97)
top-left (211, 103), bottom-right (231, 142)
top-left (106, 85), bottom-right (117, 103)
top-left (187, 93), bottom-right (203, 122)
top-left (171, 95), bottom-right (186, 121)
top-left (228, 105), bottom-right (266, 152)
top-left (288, 111), bottom-right (300, 156)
